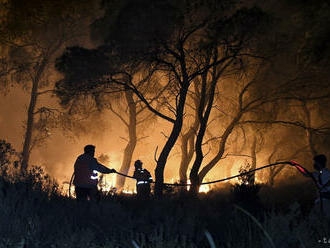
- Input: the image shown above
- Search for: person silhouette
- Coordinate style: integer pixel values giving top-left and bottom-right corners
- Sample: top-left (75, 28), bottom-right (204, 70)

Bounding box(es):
top-left (133, 160), bottom-right (153, 200)
top-left (311, 154), bottom-right (330, 217)
top-left (73, 145), bottom-right (116, 201)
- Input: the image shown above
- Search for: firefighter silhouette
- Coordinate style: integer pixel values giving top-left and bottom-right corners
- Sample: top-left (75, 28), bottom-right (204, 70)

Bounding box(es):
top-left (133, 160), bottom-right (153, 199)
top-left (311, 154), bottom-right (330, 216)
top-left (73, 145), bottom-right (116, 201)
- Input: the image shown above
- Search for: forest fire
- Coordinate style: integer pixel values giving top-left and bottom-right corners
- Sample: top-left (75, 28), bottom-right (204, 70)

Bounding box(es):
top-left (1, 0), bottom-right (330, 246)
top-left (183, 180), bottom-right (211, 193)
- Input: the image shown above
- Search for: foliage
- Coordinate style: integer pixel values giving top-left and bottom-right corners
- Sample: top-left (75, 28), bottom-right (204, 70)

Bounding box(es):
top-left (0, 0), bottom-right (101, 170)
top-left (0, 157), bottom-right (327, 248)
top-left (0, 139), bottom-right (16, 167)
top-left (237, 161), bottom-right (255, 185)
top-left (0, 139), bottom-right (20, 179)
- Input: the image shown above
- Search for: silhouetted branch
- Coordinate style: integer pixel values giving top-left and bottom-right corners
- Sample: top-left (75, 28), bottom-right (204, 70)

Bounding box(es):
top-left (37, 89), bottom-right (56, 95)
top-left (120, 136), bottom-right (129, 142)
top-left (108, 103), bottom-right (129, 127)
top-left (154, 146), bottom-right (159, 163)
top-left (137, 136), bottom-right (149, 142)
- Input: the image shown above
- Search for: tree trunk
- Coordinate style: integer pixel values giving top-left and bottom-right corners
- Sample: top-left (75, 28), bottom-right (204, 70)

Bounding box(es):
top-left (179, 134), bottom-right (189, 184)
top-left (21, 81), bottom-right (38, 171)
top-left (189, 72), bottom-right (219, 194)
top-left (179, 80), bottom-right (200, 184)
top-left (198, 113), bottom-right (243, 182)
top-left (21, 59), bottom-right (48, 171)
top-left (302, 101), bottom-right (317, 156)
top-left (189, 72), bottom-right (211, 195)
top-left (268, 170), bottom-right (275, 187)
top-left (116, 90), bottom-right (137, 190)
top-left (249, 136), bottom-right (257, 185)
top-left (179, 132), bottom-right (195, 184)
top-left (189, 56), bottom-right (234, 194)
top-left (154, 86), bottom-right (189, 197)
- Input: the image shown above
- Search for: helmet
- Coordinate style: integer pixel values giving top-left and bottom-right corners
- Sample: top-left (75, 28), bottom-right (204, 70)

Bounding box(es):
top-left (134, 160), bottom-right (143, 169)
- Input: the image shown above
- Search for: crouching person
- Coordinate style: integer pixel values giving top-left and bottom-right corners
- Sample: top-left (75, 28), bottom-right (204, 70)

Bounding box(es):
top-left (133, 160), bottom-right (153, 200)
top-left (73, 145), bottom-right (116, 202)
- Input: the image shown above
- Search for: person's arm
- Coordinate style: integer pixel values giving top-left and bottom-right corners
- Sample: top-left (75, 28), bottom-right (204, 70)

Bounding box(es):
top-left (91, 158), bottom-right (116, 174)
top-left (133, 170), bottom-right (138, 179)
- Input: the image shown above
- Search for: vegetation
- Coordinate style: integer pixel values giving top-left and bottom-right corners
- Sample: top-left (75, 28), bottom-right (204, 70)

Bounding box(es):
top-left (0, 140), bottom-right (327, 248)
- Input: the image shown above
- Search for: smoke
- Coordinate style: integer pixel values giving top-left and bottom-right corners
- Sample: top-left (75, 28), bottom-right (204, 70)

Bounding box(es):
top-left (1, 82), bottom-right (329, 193)
top-left (0, 88), bottom-right (27, 149)
top-left (0, 86), bottom-right (179, 188)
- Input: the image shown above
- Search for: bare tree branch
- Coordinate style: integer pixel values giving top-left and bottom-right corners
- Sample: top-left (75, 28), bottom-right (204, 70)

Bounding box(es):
top-left (108, 102), bottom-right (129, 127)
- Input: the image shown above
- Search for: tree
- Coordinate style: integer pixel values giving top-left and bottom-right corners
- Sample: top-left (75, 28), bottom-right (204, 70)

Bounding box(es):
top-left (55, 45), bottom-right (166, 190)
top-left (178, 80), bottom-right (200, 184)
top-left (107, 1), bottom-right (274, 196)
top-left (0, 0), bottom-right (98, 170)
top-left (187, 0), bottom-right (330, 193)
top-left (55, 0), bottom-right (330, 196)
top-left (101, 84), bottom-right (159, 191)
top-left (266, 135), bottom-right (307, 187)
top-left (57, 0), bottom-right (266, 196)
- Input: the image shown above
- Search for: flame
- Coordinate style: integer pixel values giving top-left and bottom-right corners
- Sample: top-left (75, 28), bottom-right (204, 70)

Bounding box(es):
top-left (98, 173), bottom-right (117, 192)
top-left (199, 184), bottom-right (210, 193)
top-left (185, 179), bottom-right (211, 193)
top-left (61, 182), bottom-right (70, 196)
top-left (100, 170), bottom-right (136, 194)
top-left (122, 189), bottom-right (136, 194)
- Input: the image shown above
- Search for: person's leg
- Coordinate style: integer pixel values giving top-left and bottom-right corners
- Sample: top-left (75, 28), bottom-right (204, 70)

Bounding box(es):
top-left (322, 199), bottom-right (330, 218)
top-left (136, 185), bottom-right (143, 200)
top-left (87, 186), bottom-right (100, 202)
top-left (146, 185), bottom-right (151, 199)
top-left (75, 187), bottom-right (88, 201)
top-left (140, 185), bottom-right (150, 200)
top-left (311, 198), bottom-right (330, 219)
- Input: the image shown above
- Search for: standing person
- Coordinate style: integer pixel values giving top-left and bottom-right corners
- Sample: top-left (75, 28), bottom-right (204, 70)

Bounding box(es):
top-left (311, 154), bottom-right (330, 216)
top-left (133, 160), bottom-right (153, 200)
top-left (73, 145), bottom-right (116, 201)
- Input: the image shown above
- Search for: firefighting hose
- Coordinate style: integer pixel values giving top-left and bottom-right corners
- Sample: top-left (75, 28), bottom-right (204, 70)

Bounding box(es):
top-left (68, 161), bottom-right (315, 198)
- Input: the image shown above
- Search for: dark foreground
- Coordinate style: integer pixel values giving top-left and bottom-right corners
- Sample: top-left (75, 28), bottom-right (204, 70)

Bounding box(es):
top-left (0, 168), bottom-right (329, 248)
